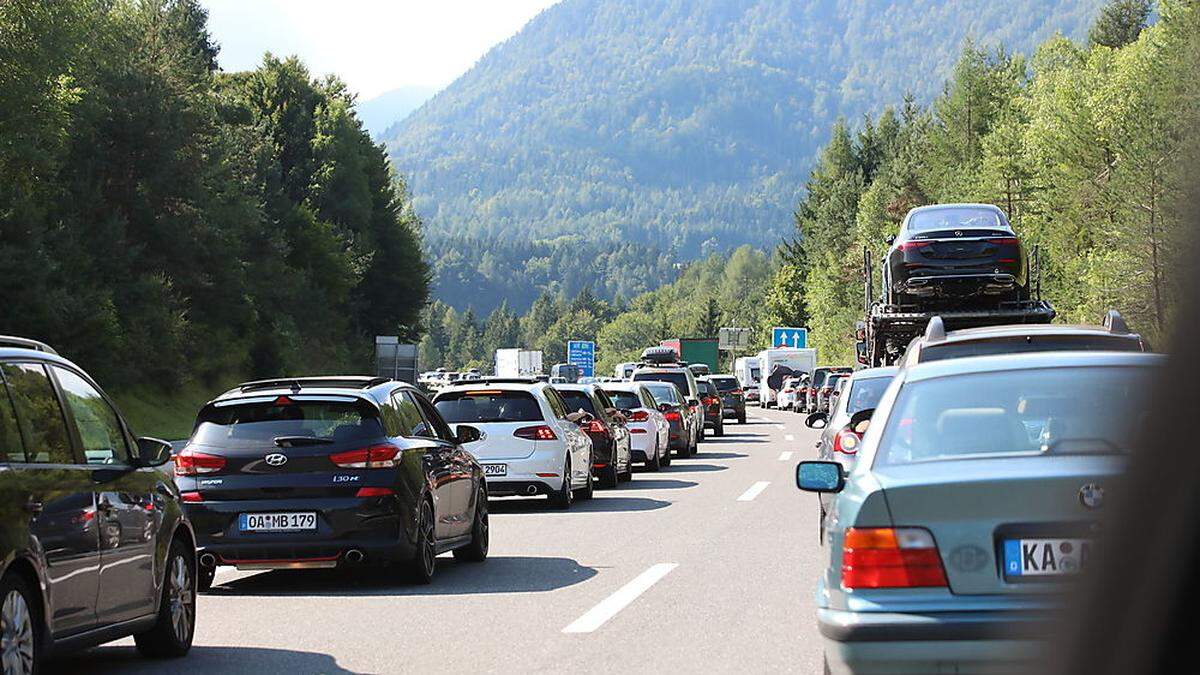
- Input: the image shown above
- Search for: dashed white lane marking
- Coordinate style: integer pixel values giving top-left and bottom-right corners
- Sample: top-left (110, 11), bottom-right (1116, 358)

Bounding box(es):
top-left (784, 434), bottom-right (795, 442)
top-left (774, 424), bottom-right (786, 430)
top-left (778, 451), bottom-right (794, 461)
top-left (737, 481), bottom-right (771, 502)
top-left (562, 563), bottom-right (678, 633)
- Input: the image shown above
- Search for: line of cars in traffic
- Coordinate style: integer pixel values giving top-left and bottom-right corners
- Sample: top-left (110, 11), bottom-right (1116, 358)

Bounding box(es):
top-left (792, 312), bottom-right (1155, 674)
top-left (0, 335), bottom-right (750, 672)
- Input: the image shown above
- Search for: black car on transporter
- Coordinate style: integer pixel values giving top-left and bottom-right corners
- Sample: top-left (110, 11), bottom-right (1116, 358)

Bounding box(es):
top-left (883, 203), bottom-right (1029, 309)
top-left (0, 337), bottom-right (194, 673)
top-left (176, 376), bottom-right (489, 588)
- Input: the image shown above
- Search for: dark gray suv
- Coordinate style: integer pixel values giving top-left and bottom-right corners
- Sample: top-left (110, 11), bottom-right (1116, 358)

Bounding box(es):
top-left (0, 336), bottom-right (193, 673)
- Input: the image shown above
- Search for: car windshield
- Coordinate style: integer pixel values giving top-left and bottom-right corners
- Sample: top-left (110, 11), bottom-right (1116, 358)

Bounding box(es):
top-left (921, 335), bottom-right (1144, 362)
top-left (908, 207), bottom-right (1004, 232)
top-left (844, 376), bottom-right (894, 414)
top-left (557, 390), bottom-right (598, 416)
top-left (632, 370), bottom-right (689, 396)
top-left (877, 366), bottom-right (1154, 466)
top-left (434, 390), bottom-right (543, 423)
top-left (603, 390), bottom-right (641, 410)
top-left (193, 400), bottom-right (380, 447)
top-left (645, 383), bottom-right (681, 405)
top-left (710, 376), bottom-right (739, 391)
top-left (825, 375), bottom-right (845, 389)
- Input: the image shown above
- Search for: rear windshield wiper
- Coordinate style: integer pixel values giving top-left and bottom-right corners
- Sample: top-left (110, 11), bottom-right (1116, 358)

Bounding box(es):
top-left (273, 435), bottom-right (335, 447)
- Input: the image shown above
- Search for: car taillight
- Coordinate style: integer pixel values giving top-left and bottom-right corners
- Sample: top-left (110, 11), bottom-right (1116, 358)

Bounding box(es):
top-left (704, 396), bottom-right (719, 406)
top-left (356, 487), bottom-right (395, 497)
top-left (987, 237), bottom-right (1019, 245)
top-left (585, 419), bottom-right (609, 435)
top-left (627, 410), bottom-right (649, 422)
top-left (180, 492), bottom-right (204, 503)
top-left (514, 425), bottom-right (558, 441)
top-left (783, 388), bottom-right (794, 394)
top-left (329, 444), bottom-right (400, 469)
top-left (731, 389), bottom-right (742, 396)
top-left (833, 429), bottom-right (861, 455)
top-left (664, 411), bottom-right (682, 422)
top-left (842, 527), bottom-right (947, 589)
top-left (174, 449), bottom-right (226, 476)
top-left (897, 240), bottom-right (931, 251)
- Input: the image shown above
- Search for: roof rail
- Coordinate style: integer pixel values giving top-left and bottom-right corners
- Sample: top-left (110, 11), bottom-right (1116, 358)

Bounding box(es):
top-left (237, 376), bottom-right (391, 393)
top-left (1102, 309), bottom-right (1130, 335)
top-left (0, 336), bottom-right (59, 355)
top-left (923, 316), bottom-right (947, 343)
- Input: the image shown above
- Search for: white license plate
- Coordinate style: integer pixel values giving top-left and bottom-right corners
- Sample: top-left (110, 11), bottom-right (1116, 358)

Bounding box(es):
top-left (1003, 538), bottom-right (1090, 577)
top-left (239, 512), bottom-right (317, 532)
top-left (482, 464), bottom-right (507, 477)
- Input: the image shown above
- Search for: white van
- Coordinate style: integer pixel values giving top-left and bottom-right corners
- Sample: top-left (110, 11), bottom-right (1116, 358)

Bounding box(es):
top-left (755, 348), bottom-right (817, 408)
top-left (734, 357), bottom-right (761, 402)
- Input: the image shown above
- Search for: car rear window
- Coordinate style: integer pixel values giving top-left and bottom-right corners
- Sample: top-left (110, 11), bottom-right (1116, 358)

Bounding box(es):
top-left (908, 207), bottom-right (1004, 232)
top-left (603, 390), bottom-right (641, 410)
top-left (921, 335), bottom-right (1145, 362)
top-left (710, 376), bottom-right (739, 391)
top-left (632, 370), bottom-right (689, 396)
top-left (877, 366), bottom-right (1153, 466)
top-left (557, 390), bottom-right (597, 416)
top-left (194, 399), bottom-right (381, 447)
top-left (844, 377), bottom-right (894, 414)
top-left (433, 390), bottom-right (543, 423)
top-left (644, 383), bottom-right (681, 405)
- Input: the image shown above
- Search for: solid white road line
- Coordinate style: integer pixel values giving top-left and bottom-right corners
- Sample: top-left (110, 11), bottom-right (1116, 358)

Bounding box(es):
top-left (562, 563), bottom-right (678, 634)
top-left (784, 434), bottom-right (795, 442)
top-left (774, 424), bottom-right (786, 430)
top-left (778, 451), bottom-right (794, 461)
top-left (737, 481), bottom-right (771, 502)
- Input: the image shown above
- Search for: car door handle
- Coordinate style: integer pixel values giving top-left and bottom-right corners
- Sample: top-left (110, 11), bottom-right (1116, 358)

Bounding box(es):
top-left (24, 500), bottom-right (42, 515)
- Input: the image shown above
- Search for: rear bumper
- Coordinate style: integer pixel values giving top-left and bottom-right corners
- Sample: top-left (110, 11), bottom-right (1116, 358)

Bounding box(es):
top-left (819, 607), bottom-right (1050, 674)
top-left (485, 479), bottom-right (557, 497)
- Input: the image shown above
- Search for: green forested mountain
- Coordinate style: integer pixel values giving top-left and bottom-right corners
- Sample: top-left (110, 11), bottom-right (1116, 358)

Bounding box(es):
top-left (385, 0), bottom-right (1104, 314)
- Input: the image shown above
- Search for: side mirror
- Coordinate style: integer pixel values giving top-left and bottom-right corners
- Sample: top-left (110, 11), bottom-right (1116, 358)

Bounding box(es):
top-left (687, 398), bottom-right (700, 407)
top-left (805, 412), bottom-right (828, 429)
top-left (848, 408), bottom-right (875, 436)
top-left (886, 234), bottom-right (896, 245)
top-left (456, 424), bottom-right (484, 444)
top-left (134, 437), bottom-right (173, 467)
top-left (796, 461), bottom-right (845, 493)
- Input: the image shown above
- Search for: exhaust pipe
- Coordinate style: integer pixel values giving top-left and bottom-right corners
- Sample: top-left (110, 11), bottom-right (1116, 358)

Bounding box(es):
top-left (344, 549), bottom-right (365, 563)
top-left (199, 553), bottom-right (217, 568)
top-left (526, 485), bottom-right (538, 495)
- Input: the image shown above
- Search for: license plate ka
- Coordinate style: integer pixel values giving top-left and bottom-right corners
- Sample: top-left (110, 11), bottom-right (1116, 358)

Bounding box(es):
top-left (1004, 538), bottom-right (1090, 577)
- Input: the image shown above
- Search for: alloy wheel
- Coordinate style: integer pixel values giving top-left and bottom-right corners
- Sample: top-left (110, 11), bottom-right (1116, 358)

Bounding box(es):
top-left (476, 492), bottom-right (489, 554)
top-left (168, 554), bottom-right (194, 642)
top-left (420, 502), bottom-right (436, 574)
top-left (1, 589), bottom-right (35, 675)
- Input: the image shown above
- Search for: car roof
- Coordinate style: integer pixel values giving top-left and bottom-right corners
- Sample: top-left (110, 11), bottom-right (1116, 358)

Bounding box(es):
top-left (0, 345), bottom-right (89, 376)
top-left (437, 380), bottom-right (546, 395)
top-left (849, 366), bottom-right (899, 380)
top-left (211, 375), bottom-right (418, 407)
top-left (899, 351), bottom-right (1164, 384)
top-left (600, 382), bottom-right (646, 392)
top-left (552, 383), bottom-right (597, 392)
top-left (938, 322), bottom-right (1140, 341)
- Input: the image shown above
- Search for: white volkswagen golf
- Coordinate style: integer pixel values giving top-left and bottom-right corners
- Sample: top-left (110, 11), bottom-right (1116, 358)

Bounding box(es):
top-left (601, 382), bottom-right (671, 470)
top-left (433, 379), bottom-right (595, 508)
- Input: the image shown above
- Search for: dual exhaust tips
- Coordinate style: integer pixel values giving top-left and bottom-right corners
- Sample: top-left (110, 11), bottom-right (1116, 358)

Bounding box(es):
top-left (197, 549), bottom-right (365, 567)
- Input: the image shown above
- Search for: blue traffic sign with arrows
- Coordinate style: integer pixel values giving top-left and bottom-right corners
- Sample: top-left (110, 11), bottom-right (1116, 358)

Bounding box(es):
top-left (771, 327), bottom-right (808, 349)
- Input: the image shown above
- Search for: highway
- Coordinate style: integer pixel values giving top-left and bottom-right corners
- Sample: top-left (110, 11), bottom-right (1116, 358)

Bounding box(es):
top-left (48, 409), bottom-right (824, 674)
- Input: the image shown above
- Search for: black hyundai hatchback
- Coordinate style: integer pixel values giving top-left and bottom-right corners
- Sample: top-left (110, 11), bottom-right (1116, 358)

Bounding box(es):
top-left (883, 203), bottom-right (1029, 309)
top-left (0, 337), bottom-right (194, 673)
top-left (176, 376), bottom-right (489, 588)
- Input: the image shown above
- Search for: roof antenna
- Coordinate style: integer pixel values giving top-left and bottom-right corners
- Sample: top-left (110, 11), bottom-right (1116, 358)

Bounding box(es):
top-left (1102, 310), bottom-right (1130, 335)
top-left (924, 316), bottom-right (946, 343)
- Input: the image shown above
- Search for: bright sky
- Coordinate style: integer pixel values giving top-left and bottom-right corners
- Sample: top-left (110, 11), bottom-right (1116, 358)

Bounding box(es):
top-left (201, 0), bottom-right (560, 100)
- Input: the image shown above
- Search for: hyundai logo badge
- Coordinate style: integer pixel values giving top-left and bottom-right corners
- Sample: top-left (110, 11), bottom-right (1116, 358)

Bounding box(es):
top-left (1079, 483), bottom-right (1104, 510)
top-left (265, 453), bottom-right (288, 467)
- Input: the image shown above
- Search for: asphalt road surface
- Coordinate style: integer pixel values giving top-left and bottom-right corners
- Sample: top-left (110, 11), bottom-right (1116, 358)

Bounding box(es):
top-left (50, 408), bottom-right (825, 674)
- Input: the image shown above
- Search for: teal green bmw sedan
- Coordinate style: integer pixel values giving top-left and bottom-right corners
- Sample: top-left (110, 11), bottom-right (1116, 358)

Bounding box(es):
top-left (798, 350), bottom-right (1161, 674)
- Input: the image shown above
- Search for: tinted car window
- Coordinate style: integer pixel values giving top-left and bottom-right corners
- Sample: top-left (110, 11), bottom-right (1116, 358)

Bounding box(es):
top-left (0, 380), bottom-right (26, 463)
top-left (434, 390), bottom-right (544, 423)
top-left (544, 388), bottom-right (569, 419)
top-left (709, 376), bottom-right (739, 391)
top-left (645, 383), bottom-right (681, 405)
top-left (908, 207), bottom-right (1003, 232)
top-left (412, 394), bottom-right (456, 442)
top-left (194, 400), bottom-right (381, 447)
top-left (391, 391), bottom-right (427, 436)
top-left (845, 377), bottom-right (894, 414)
top-left (52, 366), bottom-right (129, 465)
top-left (632, 370), bottom-right (689, 397)
top-left (1, 363), bottom-right (74, 463)
top-left (921, 335), bottom-right (1145, 362)
top-left (878, 366), bottom-right (1153, 466)
top-left (603, 390), bottom-right (641, 410)
top-left (557, 390), bottom-right (597, 416)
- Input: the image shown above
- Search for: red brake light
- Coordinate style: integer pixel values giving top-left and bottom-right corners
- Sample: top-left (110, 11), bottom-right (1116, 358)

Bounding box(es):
top-left (273, 396), bottom-right (294, 406)
top-left (704, 396), bottom-right (719, 406)
top-left (731, 389), bottom-right (742, 395)
top-left (842, 528), bottom-right (947, 589)
top-left (180, 491), bottom-right (204, 503)
top-left (987, 237), bottom-right (1019, 245)
top-left (514, 425), bottom-right (558, 441)
top-left (627, 410), bottom-right (650, 422)
top-left (356, 487), bottom-right (395, 497)
top-left (897, 240), bottom-right (931, 251)
top-left (174, 449), bottom-right (226, 476)
top-left (664, 411), bottom-right (682, 422)
top-left (585, 419), bottom-right (608, 435)
top-left (833, 428), bottom-right (861, 455)
top-left (330, 444), bottom-right (400, 469)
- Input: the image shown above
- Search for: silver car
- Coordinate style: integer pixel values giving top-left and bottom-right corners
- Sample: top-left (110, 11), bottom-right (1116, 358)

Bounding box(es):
top-left (797, 351), bottom-right (1161, 674)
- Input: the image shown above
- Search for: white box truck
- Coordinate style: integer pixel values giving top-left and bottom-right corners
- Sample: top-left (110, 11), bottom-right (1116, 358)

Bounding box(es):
top-left (734, 357), bottom-right (761, 403)
top-left (756, 348), bottom-right (817, 408)
top-left (494, 349), bottom-right (544, 378)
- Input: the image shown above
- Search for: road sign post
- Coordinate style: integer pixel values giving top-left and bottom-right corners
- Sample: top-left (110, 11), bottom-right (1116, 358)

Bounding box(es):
top-left (566, 340), bottom-right (596, 378)
top-left (771, 327), bottom-right (808, 349)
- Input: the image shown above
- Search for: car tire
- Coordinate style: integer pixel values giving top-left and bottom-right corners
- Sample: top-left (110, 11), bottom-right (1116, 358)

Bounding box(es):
top-left (197, 564), bottom-right (215, 593)
top-left (738, 412), bottom-right (746, 424)
top-left (715, 421), bottom-right (724, 437)
top-left (453, 488), bottom-right (489, 563)
top-left (408, 499), bottom-right (437, 584)
top-left (620, 458), bottom-right (633, 482)
top-left (646, 440), bottom-right (661, 471)
top-left (576, 460), bottom-right (595, 500)
top-left (549, 458), bottom-right (574, 509)
top-left (602, 460), bottom-right (620, 488)
top-left (660, 443), bottom-right (672, 467)
top-left (1, 571), bottom-right (42, 675)
top-left (134, 539), bottom-right (196, 658)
